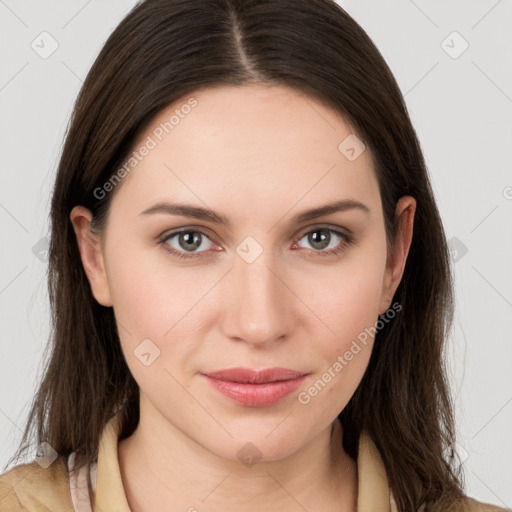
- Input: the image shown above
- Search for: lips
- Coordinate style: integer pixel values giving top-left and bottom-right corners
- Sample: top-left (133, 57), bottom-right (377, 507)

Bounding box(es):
top-left (202, 367), bottom-right (308, 384)
top-left (201, 367), bottom-right (309, 407)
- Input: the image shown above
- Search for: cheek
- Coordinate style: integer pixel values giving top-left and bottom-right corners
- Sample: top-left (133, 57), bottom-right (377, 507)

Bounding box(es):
top-left (294, 245), bottom-right (386, 404)
top-left (104, 240), bottom-right (216, 383)
top-left (297, 275), bottom-right (379, 416)
top-left (299, 248), bottom-right (387, 345)
top-left (104, 245), bottom-right (201, 403)
top-left (105, 239), bottom-right (209, 336)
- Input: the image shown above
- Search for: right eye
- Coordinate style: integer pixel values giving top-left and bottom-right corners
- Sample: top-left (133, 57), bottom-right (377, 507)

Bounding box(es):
top-left (159, 229), bottom-right (219, 259)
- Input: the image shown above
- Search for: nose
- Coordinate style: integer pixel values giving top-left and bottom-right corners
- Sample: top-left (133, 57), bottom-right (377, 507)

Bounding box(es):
top-left (220, 246), bottom-right (295, 348)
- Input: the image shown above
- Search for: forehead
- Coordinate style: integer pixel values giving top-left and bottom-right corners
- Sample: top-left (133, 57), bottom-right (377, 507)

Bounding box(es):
top-left (109, 84), bottom-right (380, 222)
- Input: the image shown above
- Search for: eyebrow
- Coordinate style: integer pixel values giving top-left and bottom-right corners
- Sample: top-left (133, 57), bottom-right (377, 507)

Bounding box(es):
top-left (138, 199), bottom-right (370, 228)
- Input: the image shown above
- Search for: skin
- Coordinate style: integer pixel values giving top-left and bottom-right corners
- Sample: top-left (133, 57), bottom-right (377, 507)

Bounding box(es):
top-left (71, 84), bottom-right (416, 512)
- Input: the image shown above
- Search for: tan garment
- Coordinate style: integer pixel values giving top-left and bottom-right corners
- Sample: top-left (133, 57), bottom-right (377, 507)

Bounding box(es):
top-left (0, 410), bottom-right (508, 511)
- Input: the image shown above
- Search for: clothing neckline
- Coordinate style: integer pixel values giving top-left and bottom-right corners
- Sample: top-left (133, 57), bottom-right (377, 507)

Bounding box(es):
top-left (68, 409), bottom-right (397, 511)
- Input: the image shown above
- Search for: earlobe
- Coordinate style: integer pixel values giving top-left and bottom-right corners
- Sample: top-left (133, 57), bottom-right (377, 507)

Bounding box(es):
top-left (378, 196), bottom-right (416, 315)
top-left (69, 206), bottom-right (113, 307)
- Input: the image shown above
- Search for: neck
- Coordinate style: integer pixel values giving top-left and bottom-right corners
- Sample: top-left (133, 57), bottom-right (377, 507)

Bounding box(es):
top-left (118, 400), bottom-right (358, 512)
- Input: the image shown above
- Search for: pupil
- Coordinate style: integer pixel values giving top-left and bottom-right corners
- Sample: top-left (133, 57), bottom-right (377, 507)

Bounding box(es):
top-left (181, 232), bottom-right (201, 250)
top-left (310, 230), bottom-right (329, 250)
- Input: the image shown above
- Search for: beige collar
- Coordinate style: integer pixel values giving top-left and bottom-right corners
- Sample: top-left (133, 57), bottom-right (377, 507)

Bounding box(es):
top-left (88, 411), bottom-right (394, 512)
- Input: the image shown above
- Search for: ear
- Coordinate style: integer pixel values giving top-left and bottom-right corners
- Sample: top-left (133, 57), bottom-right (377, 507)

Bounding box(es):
top-left (378, 196), bottom-right (416, 315)
top-left (69, 206), bottom-right (113, 307)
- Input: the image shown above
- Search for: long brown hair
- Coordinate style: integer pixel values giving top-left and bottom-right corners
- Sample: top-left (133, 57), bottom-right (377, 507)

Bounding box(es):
top-left (6, 1), bottom-right (466, 510)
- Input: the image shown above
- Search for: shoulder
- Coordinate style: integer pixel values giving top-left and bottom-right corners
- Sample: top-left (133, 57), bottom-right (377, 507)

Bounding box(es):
top-left (0, 457), bottom-right (74, 512)
top-left (452, 496), bottom-right (511, 512)
top-left (392, 494), bottom-right (508, 512)
top-left (462, 496), bottom-right (511, 512)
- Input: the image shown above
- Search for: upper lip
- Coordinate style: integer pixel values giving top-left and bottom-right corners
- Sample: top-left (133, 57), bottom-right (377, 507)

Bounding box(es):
top-left (202, 367), bottom-right (308, 384)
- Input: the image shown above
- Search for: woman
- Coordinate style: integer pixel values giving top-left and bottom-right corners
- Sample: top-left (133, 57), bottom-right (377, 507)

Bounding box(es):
top-left (0, 1), bottom-right (507, 511)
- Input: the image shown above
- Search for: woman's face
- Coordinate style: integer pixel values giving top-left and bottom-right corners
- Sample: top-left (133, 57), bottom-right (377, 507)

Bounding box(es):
top-left (72, 84), bottom-right (415, 461)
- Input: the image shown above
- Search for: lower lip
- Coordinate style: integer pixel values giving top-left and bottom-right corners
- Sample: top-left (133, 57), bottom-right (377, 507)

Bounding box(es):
top-left (202, 374), bottom-right (307, 407)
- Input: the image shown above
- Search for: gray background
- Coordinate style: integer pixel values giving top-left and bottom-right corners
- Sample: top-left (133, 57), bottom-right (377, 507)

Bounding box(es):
top-left (1, 0), bottom-right (511, 508)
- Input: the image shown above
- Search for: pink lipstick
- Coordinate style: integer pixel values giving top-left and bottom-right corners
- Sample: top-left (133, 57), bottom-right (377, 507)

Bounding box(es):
top-left (201, 367), bottom-right (308, 407)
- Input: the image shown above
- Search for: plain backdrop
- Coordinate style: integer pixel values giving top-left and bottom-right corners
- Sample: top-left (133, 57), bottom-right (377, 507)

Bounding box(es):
top-left (1, 0), bottom-right (511, 508)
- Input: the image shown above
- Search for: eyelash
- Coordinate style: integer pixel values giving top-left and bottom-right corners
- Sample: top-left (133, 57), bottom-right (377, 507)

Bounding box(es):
top-left (158, 225), bottom-right (354, 260)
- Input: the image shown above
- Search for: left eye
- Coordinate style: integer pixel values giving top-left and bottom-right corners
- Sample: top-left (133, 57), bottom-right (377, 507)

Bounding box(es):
top-left (296, 228), bottom-right (349, 254)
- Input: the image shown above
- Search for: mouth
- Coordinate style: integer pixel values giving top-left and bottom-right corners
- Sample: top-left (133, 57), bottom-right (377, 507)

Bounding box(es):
top-left (201, 367), bottom-right (309, 407)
